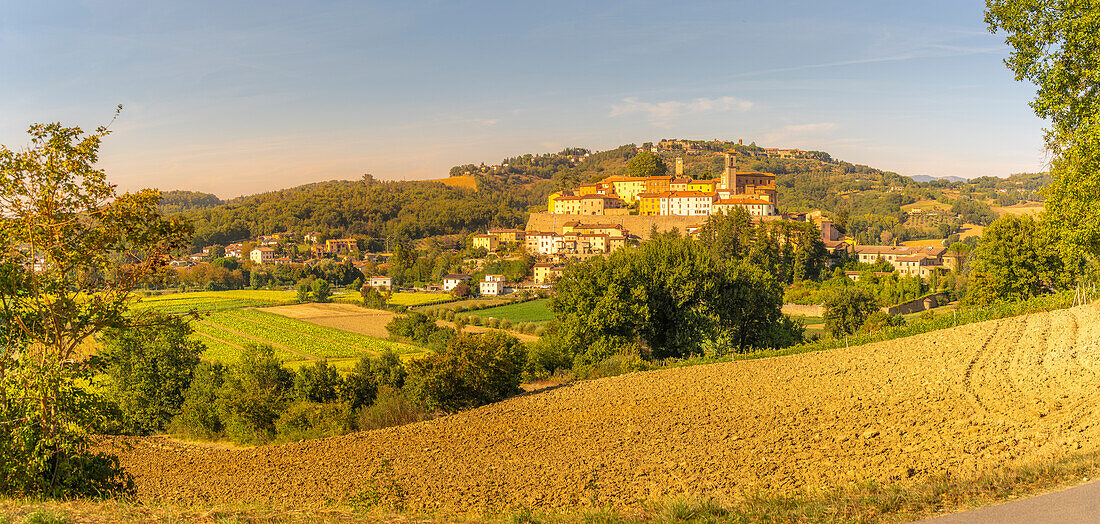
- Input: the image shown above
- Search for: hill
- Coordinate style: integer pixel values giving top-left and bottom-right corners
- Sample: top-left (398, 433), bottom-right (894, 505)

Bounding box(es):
top-left (103, 303), bottom-right (1100, 514)
top-left (167, 142), bottom-right (1051, 250)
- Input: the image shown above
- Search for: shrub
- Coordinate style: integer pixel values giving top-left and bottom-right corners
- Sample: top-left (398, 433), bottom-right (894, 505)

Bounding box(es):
top-left (823, 288), bottom-right (880, 338)
top-left (293, 360), bottom-right (343, 403)
top-left (171, 361), bottom-right (226, 440)
top-left (356, 390), bottom-right (428, 431)
top-left (860, 311), bottom-right (906, 333)
top-left (275, 401), bottom-right (355, 442)
top-left (216, 345), bottom-right (294, 445)
top-left (405, 332), bottom-right (527, 412)
top-left (500, 319), bottom-right (513, 330)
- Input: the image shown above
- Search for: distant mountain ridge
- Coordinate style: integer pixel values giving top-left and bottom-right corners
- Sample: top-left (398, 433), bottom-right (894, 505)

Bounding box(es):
top-left (910, 174), bottom-right (968, 183)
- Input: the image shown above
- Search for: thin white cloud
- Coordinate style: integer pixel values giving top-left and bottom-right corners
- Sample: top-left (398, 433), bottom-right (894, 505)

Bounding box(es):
top-left (609, 96), bottom-right (753, 126)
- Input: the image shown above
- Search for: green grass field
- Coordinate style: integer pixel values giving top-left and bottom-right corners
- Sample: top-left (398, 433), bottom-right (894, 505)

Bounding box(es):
top-left (134, 290), bottom-right (298, 313)
top-left (466, 300), bottom-right (553, 323)
top-left (138, 290), bottom-right (429, 365)
top-left (195, 309), bottom-right (426, 363)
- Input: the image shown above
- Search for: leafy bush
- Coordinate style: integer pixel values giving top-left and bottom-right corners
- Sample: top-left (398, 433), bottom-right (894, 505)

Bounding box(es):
top-left (97, 314), bottom-right (203, 435)
top-left (406, 332), bottom-right (527, 412)
top-left (860, 311), bottom-right (906, 333)
top-left (823, 288), bottom-right (880, 338)
top-left (356, 390), bottom-right (428, 431)
top-left (293, 360), bottom-right (342, 403)
top-left (275, 401), bottom-right (355, 442)
top-left (215, 345), bottom-right (294, 444)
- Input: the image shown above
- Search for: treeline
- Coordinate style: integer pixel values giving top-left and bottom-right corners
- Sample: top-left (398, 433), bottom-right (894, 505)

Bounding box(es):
top-left (99, 314), bottom-right (529, 445)
top-left (176, 177), bottom-right (528, 251)
top-left (158, 190), bottom-right (224, 214)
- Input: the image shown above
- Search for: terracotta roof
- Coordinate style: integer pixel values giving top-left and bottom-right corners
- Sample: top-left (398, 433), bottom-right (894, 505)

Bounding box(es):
top-left (716, 198), bottom-right (771, 205)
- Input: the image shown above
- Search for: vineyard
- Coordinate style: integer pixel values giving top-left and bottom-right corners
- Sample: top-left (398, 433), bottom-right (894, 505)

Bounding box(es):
top-left (133, 290), bottom-right (298, 313)
top-left (137, 290), bottom-right (428, 365)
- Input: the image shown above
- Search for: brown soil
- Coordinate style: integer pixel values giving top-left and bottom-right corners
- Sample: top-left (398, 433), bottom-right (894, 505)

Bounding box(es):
top-left (260, 303), bottom-right (398, 338)
top-left (103, 304), bottom-right (1100, 515)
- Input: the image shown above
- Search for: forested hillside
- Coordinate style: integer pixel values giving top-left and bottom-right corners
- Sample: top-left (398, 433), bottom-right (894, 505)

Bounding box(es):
top-left (179, 177), bottom-right (527, 251)
top-left (171, 141), bottom-right (1050, 251)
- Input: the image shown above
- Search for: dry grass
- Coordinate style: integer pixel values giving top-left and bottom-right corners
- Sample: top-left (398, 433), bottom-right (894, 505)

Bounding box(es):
top-left (260, 303), bottom-right (398, 338)
top-left (958, 223), bottom-right (984, 239)
top-left (992, 202), bottom-right (1045, 217)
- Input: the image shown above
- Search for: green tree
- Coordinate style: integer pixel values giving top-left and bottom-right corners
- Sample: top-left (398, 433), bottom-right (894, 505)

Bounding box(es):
top-left (97, 315), bottom-right (204, 435)
top-left (216, 344), bottom-right (293, 444)
top-left (625, 151), bottom-right (668, 178)
top-left (297, 282), bottom-right (311, 303)
top-left (405, 331), bottom-right (526, 413)
top-left (823, 288), bottom-right (879, 338)
top-left (293, 360), bottom-right (343, 403)
top-left (0, 116), bottom-right (191, 496)
top-left (987, 1), bottom-right (1100, 259)
top-left (311, 279), bottom-right (331, 303)
top-left (965, 214), bottom-right (1065, 305)
top-left (551, 235), bottom-right (788, 362)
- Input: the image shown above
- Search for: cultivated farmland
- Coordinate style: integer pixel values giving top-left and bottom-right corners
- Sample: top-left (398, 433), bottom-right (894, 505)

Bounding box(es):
top-left (105, 303), bottom-right (1100, 514)
top-left (465, 299), bottom-right (553, 323)
top-left (133, 290), bottom-right (299, 313)
top-left (138, 291), bottom-right (427, 365)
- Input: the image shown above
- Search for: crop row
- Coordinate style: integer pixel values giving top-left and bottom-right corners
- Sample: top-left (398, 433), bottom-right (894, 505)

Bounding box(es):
top-left (229, 309), bottom-right (425, 357)
top-left (204, 311), bottom-right (397, 359)
top-left (190, 321), bottom-right (302, 363)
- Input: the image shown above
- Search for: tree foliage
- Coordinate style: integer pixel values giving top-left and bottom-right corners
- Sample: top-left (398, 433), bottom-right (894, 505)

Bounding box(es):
top-left (0, 117), bottom-right (191, 496)
top-left (965, 214), bottom-right (1067, 305)
top-left (625, 151), bottom-right (668, 178)
top-left (405, 331), bottom-right (526, 413)
top-left (987, 0), bottom-right (1100, 259)
top-left (550, 234), bottom-right (791, 363)
top-left (97, 315), bottom-right (203, 435)
top-left (823, 288), bottom-right (880, 338)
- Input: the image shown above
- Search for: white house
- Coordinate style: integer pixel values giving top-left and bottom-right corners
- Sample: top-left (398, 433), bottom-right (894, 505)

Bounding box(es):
top-left (370, 275), bottom-right (392, 289)
top-left (443, 273), bottom-right (471, 292)
top-left (250, 247), bottom-right (275, 264)
top-left (479, 274), bottom-right (505, 296)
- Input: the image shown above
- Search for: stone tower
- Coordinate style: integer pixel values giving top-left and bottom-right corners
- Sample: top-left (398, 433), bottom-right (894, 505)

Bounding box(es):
top-left (675, 157), bottom-right (683, 176)
top-left (722, 152), bottom-right (738, 191)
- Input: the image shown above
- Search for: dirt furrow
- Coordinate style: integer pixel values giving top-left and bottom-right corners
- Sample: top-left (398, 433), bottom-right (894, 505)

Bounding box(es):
top-left (103, 304), bottom-right (1100, 515)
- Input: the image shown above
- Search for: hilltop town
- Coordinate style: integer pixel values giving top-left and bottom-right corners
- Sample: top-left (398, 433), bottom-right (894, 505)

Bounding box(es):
top-left (161, 143), bottom-right (988, 302)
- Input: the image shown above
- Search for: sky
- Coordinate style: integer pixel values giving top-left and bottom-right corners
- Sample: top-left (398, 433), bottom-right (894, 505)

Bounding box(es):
top-left (0, 1), bottom-right (1048, 198)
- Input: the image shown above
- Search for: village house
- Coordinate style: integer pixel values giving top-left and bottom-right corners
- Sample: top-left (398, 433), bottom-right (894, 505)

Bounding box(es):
top-left (325, 238), bottom-right (357, 254)
top-left (532, 263), bottom-right (565, 284)
top-left (472, 234), bottom-right (500, 251)
top-left (250, 247), bottom-right (276, 264)
top-left (661, 191), bottom-right (717, 216)
top-left (225, 243), bottom-right (244, 259)
top-left (443, 273), bottom-right (471, 292)
top-left (487, 228), bottom-right (526, 243)
top-left (711, 197), bottom-right (775, 216)
top-left (369, 275), bottom-right (392, 290)
top-left (480, 274), bottom-right (505, 296)
top-left (854, 245), bottom-right (948, 278)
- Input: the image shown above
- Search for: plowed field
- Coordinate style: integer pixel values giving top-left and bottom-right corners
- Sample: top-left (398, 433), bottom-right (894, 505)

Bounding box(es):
top-left (103, 304), bottom-right (1100, 514)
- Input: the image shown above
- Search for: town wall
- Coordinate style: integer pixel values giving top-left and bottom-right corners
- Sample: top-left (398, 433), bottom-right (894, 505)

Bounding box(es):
top-left (525, 213), bottom-right (703, 240)
top-left (884, 292), bottom-right (951, 316)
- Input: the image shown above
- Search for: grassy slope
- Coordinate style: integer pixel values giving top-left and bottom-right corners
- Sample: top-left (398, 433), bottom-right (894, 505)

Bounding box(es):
top-left (466, 299), bottom-right (553, 323)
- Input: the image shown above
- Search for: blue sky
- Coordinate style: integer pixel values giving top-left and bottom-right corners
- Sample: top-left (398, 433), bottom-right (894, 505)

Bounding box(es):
top-left (0, 1), bottom-right (1046, 198)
